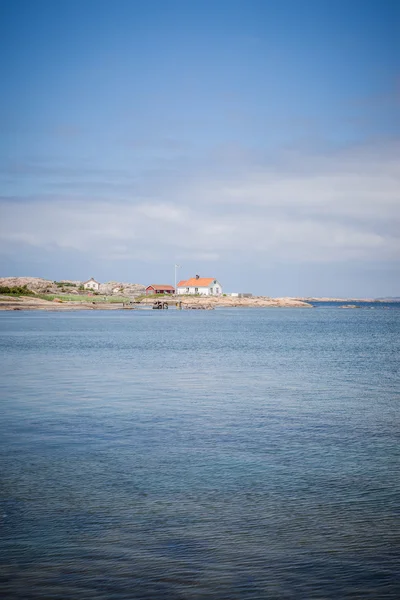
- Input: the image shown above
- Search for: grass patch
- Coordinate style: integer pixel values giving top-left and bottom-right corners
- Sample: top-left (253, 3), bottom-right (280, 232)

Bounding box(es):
top-left (36, 294), bottom-right (130, 303)
top-left (137, 293), bottom-right (177, 301)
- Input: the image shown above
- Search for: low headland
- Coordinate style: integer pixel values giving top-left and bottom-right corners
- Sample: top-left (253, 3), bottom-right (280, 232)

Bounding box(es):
top-left (0, 277), bottom-right (312, 310)
top-left (1, 277), bottom-right (396, 311)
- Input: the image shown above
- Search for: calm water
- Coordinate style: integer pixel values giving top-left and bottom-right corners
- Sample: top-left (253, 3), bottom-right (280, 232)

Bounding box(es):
top-left (0, 307), bottom-right (399, 599)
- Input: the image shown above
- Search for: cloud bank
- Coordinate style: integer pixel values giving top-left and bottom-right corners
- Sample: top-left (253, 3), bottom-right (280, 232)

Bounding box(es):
top-left (1, 140), bottom-right (399, 274)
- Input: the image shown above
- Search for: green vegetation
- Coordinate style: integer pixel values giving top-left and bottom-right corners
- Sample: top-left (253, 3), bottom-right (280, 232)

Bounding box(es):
top-left (0, 284), bottom-right (135, 305)
top-left (0, 285), bottom-right (35, 296)
top-left (135, 293), bottom-right (176, 302)
top-left (144, 293), bottom-right (170, 298)
top-left (54, 281), bottom-right (77, 288)
top-left (35, 294), bottom-right (130, 303)
top-left (175, 293), bottom-right (201, 297)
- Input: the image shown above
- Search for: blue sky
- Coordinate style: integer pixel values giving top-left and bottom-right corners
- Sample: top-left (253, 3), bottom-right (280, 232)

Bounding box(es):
top-left (0, 0), bottom-right (399, 296)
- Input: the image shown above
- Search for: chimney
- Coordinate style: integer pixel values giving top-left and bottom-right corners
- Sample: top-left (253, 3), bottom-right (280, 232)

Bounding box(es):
top-left (195, 274), bottom-right (199, 279)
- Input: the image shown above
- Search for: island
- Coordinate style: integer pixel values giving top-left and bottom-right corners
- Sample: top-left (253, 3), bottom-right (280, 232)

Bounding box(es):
top-left (0, 277), bottom-right (312, 310)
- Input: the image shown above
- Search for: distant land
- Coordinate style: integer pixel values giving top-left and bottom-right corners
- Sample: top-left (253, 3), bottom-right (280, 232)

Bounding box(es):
top-left (294, 297), bottom-right (400, 303)
top-left (0, 276), bottom-right (310, 309)
top-left (0, 278), bottom-right (399, 311)
top-left (0, 276), bottom-right (146, 297)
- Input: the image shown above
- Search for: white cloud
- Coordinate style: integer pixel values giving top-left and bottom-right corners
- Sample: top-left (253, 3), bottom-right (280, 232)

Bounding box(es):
top-left (183, 143), bottom-right (400, 223)
top-left (136, 202), bottom-right (185, 223)
top-left (0, 140), bottom-right (399, 266)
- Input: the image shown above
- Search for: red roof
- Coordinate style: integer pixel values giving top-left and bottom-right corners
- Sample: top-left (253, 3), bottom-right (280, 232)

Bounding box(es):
top-left (177, 277), bottom-right (215, 287)
top-left (146, 284), bottom-right (175, 291)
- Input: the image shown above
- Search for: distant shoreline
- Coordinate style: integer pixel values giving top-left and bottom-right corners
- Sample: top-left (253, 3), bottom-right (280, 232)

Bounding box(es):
top-left (293, 297), bottom-right (400, 303)
top-left (1, 277), bottom-right (398, 310)
top-left (0, 295), bottom-right (312, 310)
top-left (1, 295), bottom-right (399, 312)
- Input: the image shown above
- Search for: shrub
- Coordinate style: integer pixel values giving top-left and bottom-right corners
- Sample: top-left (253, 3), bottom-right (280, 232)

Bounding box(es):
top-left (0, 285), bottom-right (35, 296)
top-left (54, 281), bottom-right (76, 288)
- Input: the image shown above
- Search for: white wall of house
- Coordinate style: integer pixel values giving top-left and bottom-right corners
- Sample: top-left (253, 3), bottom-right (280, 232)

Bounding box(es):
top-left (83, 280), bottom-right (99, 291)
top-left (210, 282), bottom-right (222, 295)
top-left (177, 281), bottom-right (222, 296)
top-left (189, 286), bottom-right (209, 295)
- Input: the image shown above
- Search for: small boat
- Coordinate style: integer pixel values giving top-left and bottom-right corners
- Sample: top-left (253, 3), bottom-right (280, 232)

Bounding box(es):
top-left (152, 300), bottom-right (168, 310)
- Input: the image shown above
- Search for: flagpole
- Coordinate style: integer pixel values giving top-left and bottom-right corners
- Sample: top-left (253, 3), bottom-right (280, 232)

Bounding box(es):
top-left (174, 264), bottom-right (181, 297)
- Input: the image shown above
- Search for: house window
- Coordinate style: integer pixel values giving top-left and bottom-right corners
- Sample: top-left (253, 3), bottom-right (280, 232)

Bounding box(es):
top-left (216, 287), bottom-right (219, 294)
top-left (186, 287), bottom-right (189, 293)
top-left (195, 287), bottom-right (198, 293)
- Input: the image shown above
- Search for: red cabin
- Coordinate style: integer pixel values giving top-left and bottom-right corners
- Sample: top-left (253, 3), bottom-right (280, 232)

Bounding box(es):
top-left (145, 284), bottom-right (175, 295)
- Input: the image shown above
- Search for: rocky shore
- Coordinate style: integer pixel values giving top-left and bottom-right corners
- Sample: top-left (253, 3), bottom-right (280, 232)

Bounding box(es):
top-left (0, 294), bottom-right (312, 311)
top-left (0, 276), bottom-right (145, 297)
top-left (0, 276), bottom-right (316, 310)
top-left (140, 296), bottom-right (312, 308)
top-left (0, 296), bottom-right (125, 311)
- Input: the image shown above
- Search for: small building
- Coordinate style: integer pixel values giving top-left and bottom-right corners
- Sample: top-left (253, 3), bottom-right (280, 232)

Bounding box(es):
top-left (83, 277), bottom-right (100, 291)
top-left (145, 284), bottom-right (175, 295)
top-left (177, 275), bottom-right (222, 296)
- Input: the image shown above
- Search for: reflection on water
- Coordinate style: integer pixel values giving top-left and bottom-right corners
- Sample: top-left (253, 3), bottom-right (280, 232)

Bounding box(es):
top-left (0, 308), bottom-right (399, 599)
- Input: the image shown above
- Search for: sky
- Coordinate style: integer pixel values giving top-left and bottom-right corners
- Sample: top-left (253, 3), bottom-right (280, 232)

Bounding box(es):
top-left (0, 0), bottom-right (399, 296)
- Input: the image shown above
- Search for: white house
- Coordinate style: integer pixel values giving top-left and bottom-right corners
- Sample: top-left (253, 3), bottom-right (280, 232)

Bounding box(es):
top-left (83, 277), bottom-right (100, 291)
top-left (177, 275), bottom-right (223, 296)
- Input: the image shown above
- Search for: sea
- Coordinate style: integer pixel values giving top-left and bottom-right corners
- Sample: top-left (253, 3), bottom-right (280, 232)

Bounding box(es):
top-left (0, 305), bottom-right (399, 599)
